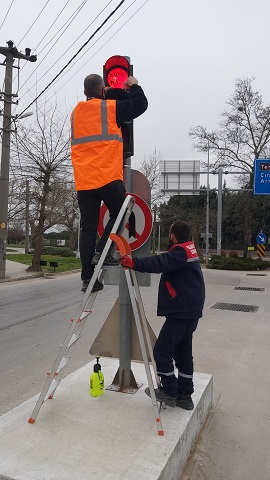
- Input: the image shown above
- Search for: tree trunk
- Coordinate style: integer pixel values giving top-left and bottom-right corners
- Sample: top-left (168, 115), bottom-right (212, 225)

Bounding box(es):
top-left (27, 179), bottom-right (49, 272)
top-left (69, 230), bottom-right (75, 251)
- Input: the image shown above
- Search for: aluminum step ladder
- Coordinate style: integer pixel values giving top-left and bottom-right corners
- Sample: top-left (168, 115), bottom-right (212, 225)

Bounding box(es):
top-left (28, 195), bottom-right (164, 435)
top-left (28, 195), bottom-right (135, 424)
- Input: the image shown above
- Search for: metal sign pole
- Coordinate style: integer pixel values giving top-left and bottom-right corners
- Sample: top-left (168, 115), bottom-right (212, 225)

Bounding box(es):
top-left (217, 168), bottom-right (223, 255)
top-left (205, 143), bottom-right (210, 265)
top-left (118, 54), bottom-right (136, 389)
top-left (118, 156), bottom-right (133, 388)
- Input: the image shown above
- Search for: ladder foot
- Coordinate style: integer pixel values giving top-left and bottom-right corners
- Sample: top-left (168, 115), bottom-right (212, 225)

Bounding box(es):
top-left (28, 417), bottom-right (35, 424)
top-left (48, 395), bottom-right (53, 399)
top-left (156, 418), bottom-right (164, 436)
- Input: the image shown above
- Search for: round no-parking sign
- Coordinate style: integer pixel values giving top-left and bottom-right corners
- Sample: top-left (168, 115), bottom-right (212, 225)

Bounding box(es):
top-left (98, 193), bottom-right (153, 251)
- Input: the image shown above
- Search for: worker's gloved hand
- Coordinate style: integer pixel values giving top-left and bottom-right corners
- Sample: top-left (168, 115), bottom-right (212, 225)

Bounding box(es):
top-left (120, 256), bottom-right (135, 269)
top-left (124, 76), bottom-right (138, 89)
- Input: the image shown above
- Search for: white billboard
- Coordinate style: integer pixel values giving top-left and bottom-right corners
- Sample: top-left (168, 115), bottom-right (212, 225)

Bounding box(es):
top-left (159, 160), bottom-right (201, 195)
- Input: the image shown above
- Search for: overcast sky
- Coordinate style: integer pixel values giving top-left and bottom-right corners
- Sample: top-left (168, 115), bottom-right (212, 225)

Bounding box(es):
top-left (1, 0), bottom-right (270, 185)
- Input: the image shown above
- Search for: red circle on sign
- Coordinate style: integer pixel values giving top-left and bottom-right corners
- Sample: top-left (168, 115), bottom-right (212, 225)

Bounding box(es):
top-left (107, 68), bottom-right (128, 89)
top-left (98, 193), bottom-right (152, 251)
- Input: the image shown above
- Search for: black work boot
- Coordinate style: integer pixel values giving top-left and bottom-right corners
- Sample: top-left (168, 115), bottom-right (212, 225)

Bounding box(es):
top-left (104, 253), bottom-right (119, 266)
top-left (91, 251), bottom-right (119, 266)
top-left (145, 387), bottom-right (177, 407)
top-left (91, 252), bottom-right (101, 265)
top-left (175, 394), bottom-right (194, 410)
top-left (81, 279), bottom-right (103, 294)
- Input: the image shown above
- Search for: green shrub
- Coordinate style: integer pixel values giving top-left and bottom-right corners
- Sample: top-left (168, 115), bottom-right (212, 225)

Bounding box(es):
top-left (42, 246), bottom-right (75, 257)
top-left (228, 250), bottom-right (239, 258)
top-left (208, 255), bottom-right (270, 271)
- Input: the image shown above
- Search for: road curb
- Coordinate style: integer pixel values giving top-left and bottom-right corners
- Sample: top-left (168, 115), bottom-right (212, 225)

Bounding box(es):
top-left (0, 269), bottom-right (81, 284)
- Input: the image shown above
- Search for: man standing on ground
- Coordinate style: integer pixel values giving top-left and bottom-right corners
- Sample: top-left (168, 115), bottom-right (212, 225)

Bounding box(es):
top-left (70, 73), bottom-right (148, 293)
top-left (121, 220), bottom-right (205, 410)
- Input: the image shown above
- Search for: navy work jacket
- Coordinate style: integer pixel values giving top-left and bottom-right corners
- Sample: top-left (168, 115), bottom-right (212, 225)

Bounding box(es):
top-left (133, 241), bottom-right (205, 319)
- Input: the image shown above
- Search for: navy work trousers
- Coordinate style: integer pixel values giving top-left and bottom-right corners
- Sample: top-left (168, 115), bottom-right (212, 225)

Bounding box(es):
top-left (153, 316), bottom-right (199, 396)
top-left (77, 180), bottom-right (126, 281)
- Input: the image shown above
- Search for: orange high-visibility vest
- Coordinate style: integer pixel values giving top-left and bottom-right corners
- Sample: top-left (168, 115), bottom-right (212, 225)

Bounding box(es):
top-left (70, 99), bottom-right (123, 190)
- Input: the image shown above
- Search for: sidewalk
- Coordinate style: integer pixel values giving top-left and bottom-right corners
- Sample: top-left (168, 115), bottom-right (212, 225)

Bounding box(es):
top-left (2, 259), bottom-right (80, 283)
top-left (2, 259), bottom-right (42, 282)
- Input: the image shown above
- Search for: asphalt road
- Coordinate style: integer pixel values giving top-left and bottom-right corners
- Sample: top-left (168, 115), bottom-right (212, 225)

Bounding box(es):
top-left (0, 273), bottom-right (121, 415)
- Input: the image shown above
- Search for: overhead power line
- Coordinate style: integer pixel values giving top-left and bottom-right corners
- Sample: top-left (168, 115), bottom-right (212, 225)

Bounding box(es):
top-left (14, 0), bottom-right (73, 81)
top-left (18, 0), bottom-right (112, 97)
top-left (0, 0), bottom-right (15, 32)
top-left (17, 0), bottom-right (51, 47)
top-left (33, 0), bottom-right (72, 53)
top-left (16, 0), bottom-right (126, 119)
top-left (13, 0), bottom-right (88, 93)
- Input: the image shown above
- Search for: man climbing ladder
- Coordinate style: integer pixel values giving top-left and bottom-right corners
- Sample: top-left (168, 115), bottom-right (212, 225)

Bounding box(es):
top-left (70, 73), bottom-right (148, 293)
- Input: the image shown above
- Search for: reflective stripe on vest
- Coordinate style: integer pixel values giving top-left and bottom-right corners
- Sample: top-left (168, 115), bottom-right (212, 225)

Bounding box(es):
top-left (71, 100), bottom-right (123, 146)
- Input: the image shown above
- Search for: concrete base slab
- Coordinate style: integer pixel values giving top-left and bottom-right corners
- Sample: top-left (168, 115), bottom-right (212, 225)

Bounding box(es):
top-left (0, 359), bottom-right (212, 480)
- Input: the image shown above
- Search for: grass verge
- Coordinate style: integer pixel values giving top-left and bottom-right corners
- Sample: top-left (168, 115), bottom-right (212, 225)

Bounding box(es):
top-left (6, 254), bottom-right (81, 273)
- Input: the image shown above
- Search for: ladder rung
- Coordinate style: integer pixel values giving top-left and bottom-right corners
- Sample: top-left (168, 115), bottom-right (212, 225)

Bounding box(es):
top-left (56, 357), bottom-right (69, 374)
top-left (45, 378), bottom-right (61, 401)
top-left (67, 333), bottom-right (81, 348)
top-left (47, 357), bottom-right (69, 376)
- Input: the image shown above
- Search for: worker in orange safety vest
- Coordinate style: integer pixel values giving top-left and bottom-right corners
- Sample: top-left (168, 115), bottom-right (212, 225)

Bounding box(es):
top-left (70, 73), bottom-right (148, 293)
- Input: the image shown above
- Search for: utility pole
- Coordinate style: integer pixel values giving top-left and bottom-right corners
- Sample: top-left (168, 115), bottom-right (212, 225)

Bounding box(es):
top-left (0, 41), bottom-right (37, 278)
top-left (25, 179), bottom-right (30, 254)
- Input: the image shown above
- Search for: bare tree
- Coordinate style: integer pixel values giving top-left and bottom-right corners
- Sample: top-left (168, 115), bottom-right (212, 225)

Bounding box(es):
top-left (137, 148), bottom-right (163, 207)
top-left (189, 77), bottom-right (270, 256)
top-left (7, 177), bottom-right (27, 224)
top-left (136, 149), bottom-right (164, 252)
top-left (55, 183), bottom-right (79, 250)
top-left (11, 102), bottom-right (72, 270)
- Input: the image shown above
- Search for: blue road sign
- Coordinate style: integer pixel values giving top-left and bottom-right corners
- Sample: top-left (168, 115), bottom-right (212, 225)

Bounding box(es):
top-left (256, 233), bottom-right (267, 245)
top-left (254, 159), bottom-right (270, 195)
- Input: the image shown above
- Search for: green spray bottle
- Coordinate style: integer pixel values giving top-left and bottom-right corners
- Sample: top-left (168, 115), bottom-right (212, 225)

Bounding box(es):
top-left (90, 357), bottom-right (104, 397)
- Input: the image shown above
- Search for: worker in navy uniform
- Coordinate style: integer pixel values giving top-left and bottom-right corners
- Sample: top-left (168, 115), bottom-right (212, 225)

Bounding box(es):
top-left (120, 220), bottom-right (205, 410)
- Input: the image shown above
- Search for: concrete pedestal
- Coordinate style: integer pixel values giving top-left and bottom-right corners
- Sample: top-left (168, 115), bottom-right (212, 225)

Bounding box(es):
top-left (0, 358), bottom-right (212, 480)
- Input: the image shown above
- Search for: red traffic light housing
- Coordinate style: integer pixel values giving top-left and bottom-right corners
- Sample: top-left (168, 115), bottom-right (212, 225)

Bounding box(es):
top-left (103, 55), bottom-right (133, 89)
top-left (103, 55), bottom-right (134, 158)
